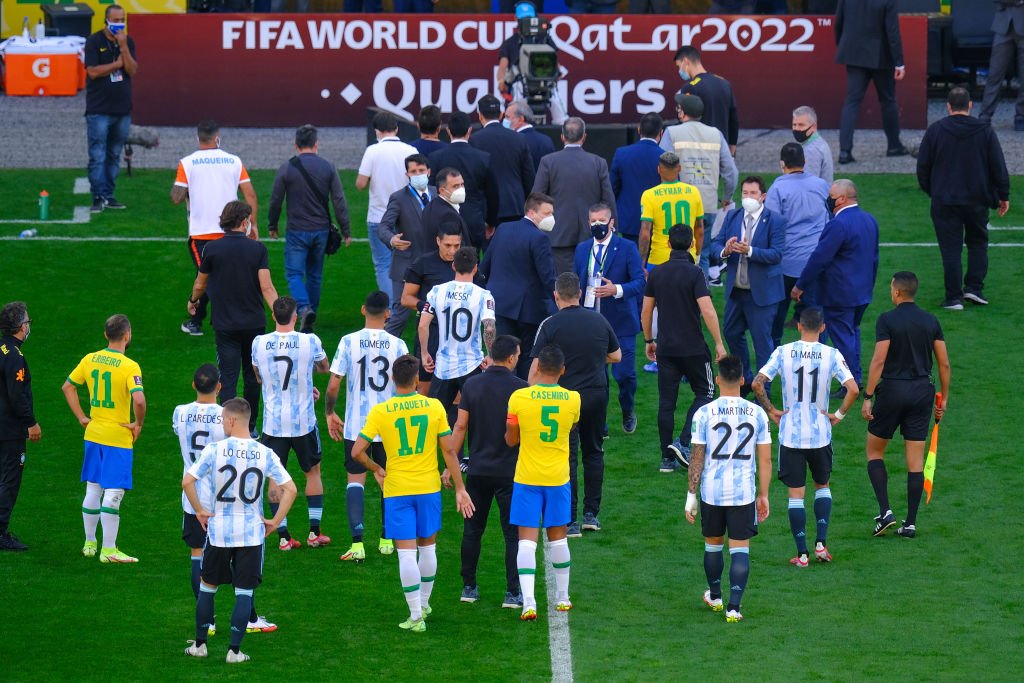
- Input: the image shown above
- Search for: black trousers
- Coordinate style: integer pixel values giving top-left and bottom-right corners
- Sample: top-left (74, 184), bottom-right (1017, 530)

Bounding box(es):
top-left (461, 474), bottom-right (519, 593)
top-left (979, 26), bottom-right (1024, 121)
top-left (569, 386), bottom-right (608, 521)
top-left (772, 274), bottom-right (812, 348)
top-left (839, 65), bottom-right (901, 153)
top-left (215, 328), bottom-right (263, 432)
top-left (931, 204), bottom-right (989, 302)
top-left (187, 238), bottom-right (213, 324)
top-left (0, 439), bottom-right (26, 534)
top-left (657, 353), bottom-right (714, 460)
top-left (495, 315), bottom-right (539, 380)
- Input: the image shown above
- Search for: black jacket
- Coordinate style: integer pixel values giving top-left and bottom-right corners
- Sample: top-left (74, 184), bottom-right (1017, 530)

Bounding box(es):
top-left (0, 336), bottom-right (34, 440)
top-left (916, 115), bottom-right (1010, 209)
top-left (835, 0), bottom-right (903, 70)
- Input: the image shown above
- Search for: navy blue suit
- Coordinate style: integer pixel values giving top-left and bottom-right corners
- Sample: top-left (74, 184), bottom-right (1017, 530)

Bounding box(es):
top-left (469, 121), bottom-right (535, 226)
top-left (609, 139), bottom-right (663, 239)
top-left (796, 204), bottom-right (879, 384)
top-left (573, 234), bottom-right (645, 415)
top-left (520, 126), bottom-right (556, 172)
top-left (713, 207), bottom-right (786, 385)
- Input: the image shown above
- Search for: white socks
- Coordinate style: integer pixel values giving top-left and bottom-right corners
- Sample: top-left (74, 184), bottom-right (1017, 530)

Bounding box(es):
top-left (398, 548), bottom-right (422, 620)
top-left (517, 540), bottom-right (538, 609)
top-left (100, 488), bottom-right (124, 550)
top-left (548, 538), bottom-right (571, 601)
top-left (82, 482), bottom-right (102, 542)
top-left (417, 544), bottom-right (437, 607)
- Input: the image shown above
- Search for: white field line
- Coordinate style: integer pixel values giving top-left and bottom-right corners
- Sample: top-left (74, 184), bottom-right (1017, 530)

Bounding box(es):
top-left (543, 540), bottom-right (573, 683)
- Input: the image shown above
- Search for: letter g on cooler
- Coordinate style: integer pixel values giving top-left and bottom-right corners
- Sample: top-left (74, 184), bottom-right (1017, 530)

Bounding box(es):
top-left (32, 57), bottom-right (51, 78)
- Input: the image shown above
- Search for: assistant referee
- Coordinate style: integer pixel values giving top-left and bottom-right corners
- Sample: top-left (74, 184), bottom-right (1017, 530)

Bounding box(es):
top-left (861, 271), bottom-right (950, 539)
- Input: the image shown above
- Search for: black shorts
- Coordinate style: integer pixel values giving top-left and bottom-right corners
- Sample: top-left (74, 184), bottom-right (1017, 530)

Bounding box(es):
top-left (344, 439), bottom-right (387, 475)
top-left (700, 500), bottom-right (758, 541)
top-left (778, 444), bottom-right (833, 488)
top-left (261, 428), bottom-right (322, 472)
top-left (182, 513), bottom-right (207, 549)
top-left (868, 380), bottom-right (935, 442)
top-left (413, 321), bottom-right (440, 382)
top-left (200, 543), bottom-right (264, 590)
top-left (430, 367), bottom-right (481, 412)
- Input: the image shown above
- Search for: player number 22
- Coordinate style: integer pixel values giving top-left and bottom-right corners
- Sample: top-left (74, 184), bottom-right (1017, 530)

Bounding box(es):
top-left (709, 421), bottom-right (754, 460)
top-left (394, 415), bottom-right (429, 456)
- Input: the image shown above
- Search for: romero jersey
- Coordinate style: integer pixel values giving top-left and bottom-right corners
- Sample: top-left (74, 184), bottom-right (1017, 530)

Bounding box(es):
top-left (358, 393), bottom-right (451, 498)
top-left (172, 401), bottom-right (225, 514)
top-left (691, 396), bottom-right (771, 507)
top-left (757, 341), bottom-right (853, 449)
top-left (508, 384), bottom-right (581, 487)
top-left (188, 436), bottom-right (291, 547)
top-left (251, 331), bottom-right (326, 437)
top-left (640, 180), bottom-right (703, 265)
top-left (67, 348), bottom-right (144, 449)
top-left (330, 328), bottom-right (409, 442)
top-left (424, 280), bottom-right (495, 380)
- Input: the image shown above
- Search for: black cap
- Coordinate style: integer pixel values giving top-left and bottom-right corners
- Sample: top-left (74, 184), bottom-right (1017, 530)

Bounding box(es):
top-left (674, 93), bottom-right (704, 119)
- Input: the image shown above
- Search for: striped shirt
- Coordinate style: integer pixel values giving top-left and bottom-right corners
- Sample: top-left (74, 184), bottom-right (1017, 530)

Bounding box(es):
top-left (691, 396), bottom-right (771, 507)
top-left (172, 401), bottom-right (224, 514)
top-left (424, 280), bottom-right (495, 380)
top-left (330, 328), bottom-right (409, 442)
top-left (251, 331), bottom-right (326, 437)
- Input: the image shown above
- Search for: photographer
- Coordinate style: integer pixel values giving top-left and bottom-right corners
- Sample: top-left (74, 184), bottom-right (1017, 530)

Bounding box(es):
top-left (496, 2), bottom-right (567, 124)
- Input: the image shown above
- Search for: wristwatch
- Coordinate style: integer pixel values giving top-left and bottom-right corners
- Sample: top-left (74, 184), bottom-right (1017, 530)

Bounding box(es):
top-left (863, 391), bottom-right (874, 400)
top-left (645, 338), bottom-right (655, 344)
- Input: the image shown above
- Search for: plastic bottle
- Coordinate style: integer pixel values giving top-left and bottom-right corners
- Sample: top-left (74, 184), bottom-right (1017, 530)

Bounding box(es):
top-left (22, 16), bottom-right (30, 40)
top-left (19, 229), bottom-right (38, 239)
top-left (38, 190), bottom-right (49, 221)
top-left (35, 19), bottom-right (45, 41)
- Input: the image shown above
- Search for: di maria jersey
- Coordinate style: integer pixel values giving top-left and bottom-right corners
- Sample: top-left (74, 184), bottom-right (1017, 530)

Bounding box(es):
top-left (66, 348), bottom-right (144, 449)
top-left (508, 384), bottom-right (581, 487)
top-left (757, 341), bottom-right (853, 449)
top-left (330, 328), bottom-right (409, 442)
top-left (251, 331), bottom-right (326, 438)
top-left (187, 436), bottom-right (292, 548)
top-left (172, 401), bottom-right (224, 514)
top-left (640, 180), bottom-right (704, 265)
top-left (691, 396), bottom-right (771, 507)
top-left (424, 280), bottom-right (495, 380)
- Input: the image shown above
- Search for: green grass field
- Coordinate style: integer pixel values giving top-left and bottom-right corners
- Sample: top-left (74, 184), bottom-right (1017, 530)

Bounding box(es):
top-left (1, 169), bottom-right (1022, 681)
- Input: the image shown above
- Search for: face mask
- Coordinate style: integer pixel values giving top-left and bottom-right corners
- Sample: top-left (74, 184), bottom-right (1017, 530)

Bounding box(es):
top-left (502, 118), bottom-right (512, 129)
top-left (741, 197), bottom-right (761, 214)
top-left (590, 222), bottom-right (610, 241)
top-left (825, 196), bottom-right (838, 214)
top-left (22, 325), bottom-right (30, 341)
top-left (678, 69), bottom-right (690, 81)
top-left (538, 215), bottom-right (555, 233)
top-left (792, 128), bottom-right (811, 143)
top-left (449, 187), bottom-right (466, 204)
top-left (106, 21), bottom-right (125, 35)
top-left (409, 174), bottom-right (428, 191)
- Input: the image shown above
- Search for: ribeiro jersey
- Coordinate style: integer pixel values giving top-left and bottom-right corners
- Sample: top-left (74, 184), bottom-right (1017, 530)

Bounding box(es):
top-left (424, 280), bottom-right (495, 380)
top-left (172, 401), bottom-right (224, 514)
top-left (757, 341), bottom-right (853, 449)
top-left (67, 348), bottom-right (144, 449)
top-left (330, 328), bottom-right (409, 442)
top-left (251, 331), bottom-right (326, 437)
top-left (639, 181), bottom-right (704, 265)
top-left (691, 396), bottom-right (771, 507)
top-left (508, 384), bottom-right (581, 487)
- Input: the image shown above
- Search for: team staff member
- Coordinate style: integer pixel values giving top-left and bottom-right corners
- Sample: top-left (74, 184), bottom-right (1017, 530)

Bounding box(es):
top-left (0, 302), bottom-right (40, 551)
top-left (862, 272), bottom-right (950, 539)
top-left (792, 106), bottom-right (834, 185)
top-left (609, 113), bottom-right (664, 243)
top-left (673, 45), bottom-right (739, 156)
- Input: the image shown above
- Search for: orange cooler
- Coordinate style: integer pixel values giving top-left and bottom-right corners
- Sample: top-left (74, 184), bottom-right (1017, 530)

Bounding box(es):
top-left (1, 38), bottom-right (83, 96)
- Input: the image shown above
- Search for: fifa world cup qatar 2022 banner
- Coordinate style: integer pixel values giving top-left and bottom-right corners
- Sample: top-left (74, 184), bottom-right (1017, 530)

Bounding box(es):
top-left (130, 13), bottom-right (926, 129)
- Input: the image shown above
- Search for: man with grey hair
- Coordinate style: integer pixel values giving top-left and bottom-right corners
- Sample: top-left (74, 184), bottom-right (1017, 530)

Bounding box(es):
top-left (533, 117), bottom-right (617, 275)
top-left (505, 100), bottom-right (555, 172)
top-left (792, 106), bottom-right (834, 184)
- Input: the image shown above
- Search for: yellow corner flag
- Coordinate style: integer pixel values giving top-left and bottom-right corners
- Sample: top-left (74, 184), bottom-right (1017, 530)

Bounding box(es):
top-left (923, 393), bottom-right (942, 504)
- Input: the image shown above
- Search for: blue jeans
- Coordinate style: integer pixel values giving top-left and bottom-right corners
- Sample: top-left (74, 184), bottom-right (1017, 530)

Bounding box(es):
top-left (86, 113), bottom-right (130, 200)
top-left (284, 229), bottom-right (328, 312)
top-left (367, 222), bottom-right (392, 301)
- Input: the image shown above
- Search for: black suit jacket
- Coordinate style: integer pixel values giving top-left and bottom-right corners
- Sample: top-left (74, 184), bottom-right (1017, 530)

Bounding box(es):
top-left (532, 146), bottom-right (616, 249)
top-left (520, 126), bottom-right (556, 172)
top-left (420, 197), bottom-right (473, 248)
top-left (835, 0), bottom-right (903, 70)
top-left (377, 186), bottom-right (435, 280)
top-left (469, 121), bottom-right (536, 225)
top-left (428, 141), bottom-right (491, 248)
top-left (479, 217), bottom-right (557, 325)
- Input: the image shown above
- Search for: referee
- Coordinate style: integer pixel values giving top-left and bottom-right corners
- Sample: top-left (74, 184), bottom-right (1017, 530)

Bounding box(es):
top-left (862, 271), bottom-right (951, 539)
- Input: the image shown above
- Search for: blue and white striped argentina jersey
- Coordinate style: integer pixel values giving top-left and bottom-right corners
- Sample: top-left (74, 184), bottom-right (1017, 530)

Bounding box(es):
top-left (251, 331), bottom-right (326, 437)
top-left (691, 396), bottom-right (771, 507)
top-left (187, 437), bottom-right (292, 548)
top-left (330, 328), bottom-right (409, 442)
top-left (757, 341), bottom-right (853, 449)
top-left (172, 401), bottom-right (225, 514)
top-left (424, 280), bottom-right (495, 380)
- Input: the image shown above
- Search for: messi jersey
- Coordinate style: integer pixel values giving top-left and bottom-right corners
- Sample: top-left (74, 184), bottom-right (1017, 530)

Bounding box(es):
top-left (251, 331), bottom-right (326, 437)
top-left (640, 181), bottom-right (704, 265)
top-left (691, 396), bottom-right (771, 507)
top-left (330, 328), bottom-right (409, 442)
top-left (67, 348), bottom-right (144, 449)
top-left (424, 281), bottom-right (495, 380)
top-left (508, 384), bottom-right (581, 487)
top-left (172, 401), bottom-right (224, 514)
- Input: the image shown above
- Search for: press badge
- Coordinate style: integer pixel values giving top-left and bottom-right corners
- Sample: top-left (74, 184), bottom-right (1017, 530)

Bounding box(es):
top-left (110, 69), bottom-right (124, 82)
top-left (584, 272), bottom-right (601, 309)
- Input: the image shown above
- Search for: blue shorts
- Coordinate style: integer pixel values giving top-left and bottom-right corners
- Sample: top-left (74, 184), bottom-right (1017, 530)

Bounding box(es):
top-left (510, 482), bottom-right (571, 528)
top-left (383, 492), bottom-right (442, 540)
top-left (81, 440), bottom-right (133, 490)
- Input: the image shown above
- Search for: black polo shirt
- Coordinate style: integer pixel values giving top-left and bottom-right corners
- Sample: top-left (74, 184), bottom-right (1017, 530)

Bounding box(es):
top-left (532, 306), bottom-right (619, 392)
top-left (199, 231), bottom-right (270, 332)
top-left (644, 250), bottom-right (711, 357)
top-left (84, 30), bottom-right (136, 116)
top-left (876, 302), bottom-right (944, 380)
top-left (459, 366), bottom-right (528, 479)
top-left (405, 252), bottom-right (456, 306)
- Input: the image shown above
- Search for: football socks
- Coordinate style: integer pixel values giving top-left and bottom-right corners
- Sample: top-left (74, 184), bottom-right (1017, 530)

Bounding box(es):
top-left (190, 556), bottom-right (201, 599)
top-left (196, 583), bottom-right (216, 645)
top-left (398, 548), bottom-right (422, 620)
top-left (517, 540), bottom-right (538, 610)
top-left (703, 543), bottom-right (724, 601)
top-left (307, 494), bottom-right (323, 536)
top-left (728, 547), bottom-right (750, 613)
top-left (417, 544), bottom-right (437, 607)
top-left (346, 483), bottom-right (365, 542)
top-left (906, 472), bottom-right (924, 526)
top-left (814, 487), bottom-right (833, 545)
top-left (99, 488), bottom-right (124, 551)
top-left (788, 498), bottom-right (808, 556)
top-left (867, 460), bottom-right (890, 518)
top-left (549, 538), bottom-right (571, 602)
top-left (230, 588), bottom-right (254, 651)
top-left (82, 482), bottom-right (102, 543)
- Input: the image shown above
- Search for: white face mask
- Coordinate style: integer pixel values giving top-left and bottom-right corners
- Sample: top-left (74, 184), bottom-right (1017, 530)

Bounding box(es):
top-left (538, 215), bottom-right (555, 232)
top-left (741, 197), bottom-right (761, 214)
top-left (449, 187), bottom-right (466, 204)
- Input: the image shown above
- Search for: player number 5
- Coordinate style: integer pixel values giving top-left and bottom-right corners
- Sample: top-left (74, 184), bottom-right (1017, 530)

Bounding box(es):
top-left (540, 405), bottom-right (560, 443)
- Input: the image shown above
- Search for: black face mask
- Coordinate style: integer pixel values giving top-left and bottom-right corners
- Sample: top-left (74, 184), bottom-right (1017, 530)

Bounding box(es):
top-left (590, 222), bottom-right (611, 241)
top-left (825, 196), bottom-right (838, 214)
top-left (792, 128), bottom-right (811, 143)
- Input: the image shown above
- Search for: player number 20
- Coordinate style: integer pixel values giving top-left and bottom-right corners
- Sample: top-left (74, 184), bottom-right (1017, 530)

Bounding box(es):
top-left (709, 421), bottom-right (754, 460)
top-left (216, 464), bottom-right (265, 504)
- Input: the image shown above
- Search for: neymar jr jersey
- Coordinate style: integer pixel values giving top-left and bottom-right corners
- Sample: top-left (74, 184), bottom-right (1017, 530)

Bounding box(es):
top-left (508, 384), bottom-right (581, 487)
top-left (172, 401), bottom-right (224, 514)
top-left (188, 436), bottom-right (292, 548)
top-left (424, 280), bottom-right (495, 380)
top-left (691, 396), bottom-right (771, 507)
top-left (67, 348), bottom-right (144, 449)
top-left (757, 341), bottom-right (853, 449)
top-left (251, 331), bottom-right (326, 438)
top-left (640, 181), bottom-right (703, 265)
top-left (359, 393), bottom-right (451, 498)
top-left (331, 328), bottom-right (409, 442)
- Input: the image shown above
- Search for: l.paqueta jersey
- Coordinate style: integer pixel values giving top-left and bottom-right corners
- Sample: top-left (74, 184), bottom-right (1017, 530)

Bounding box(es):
top-left (424, 280), bottom-right (495, 380)
top-left (691, 396), bottom-right (771, 507)
top-left (330, 328), bottom-right (409, 442)
top-left (251, 331), bottom-right (326, 438)
top-left (640, 180), bottom-right (703, 265)
top-left (172, 401), bottom-right (224, 514)
top-left (67, 348), bottom-right (144, 449)
top-left (508, 384), bottom-right (581, 487)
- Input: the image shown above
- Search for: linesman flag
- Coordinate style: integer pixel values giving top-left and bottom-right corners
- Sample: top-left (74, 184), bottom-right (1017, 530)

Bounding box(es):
top-left (923, 393), bottom-right (943, 504)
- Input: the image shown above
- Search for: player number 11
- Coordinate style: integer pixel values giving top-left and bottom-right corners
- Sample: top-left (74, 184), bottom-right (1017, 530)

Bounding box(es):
top-left (89, 369), bottom-right (116, 408)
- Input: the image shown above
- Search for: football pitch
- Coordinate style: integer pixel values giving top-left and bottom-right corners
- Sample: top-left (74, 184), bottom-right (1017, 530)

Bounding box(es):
top-left (1, 169), bottom-right (1022, 681)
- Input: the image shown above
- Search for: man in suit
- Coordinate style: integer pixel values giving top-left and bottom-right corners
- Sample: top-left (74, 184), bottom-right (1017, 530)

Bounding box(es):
top-left (573, 203), bottom-right (646, 433)
top-left (609, 113), bottom-right (664, 244)
top-left (978, 1), bottom-right (1024, 130)
top-left (793, 179), bottom-right (879, 389)
top-left (471, 95), bottom-right (535, 227)
top-left (533, 117), bottom-right (617, 276)
top-left (429, 112), bottom-right (491, 250)
top-left (506, 100), bottom-right (555, 172)
top-left (377, 153), bottom-right (436, 337)
top-left (835, 0), bottom-right (911, 163)
top-left (479, 192), bottom-right (558, 379)
top-left (714, 176), bottom-right (786, 391)
top-left (421, 168), bottom-right (473, 249)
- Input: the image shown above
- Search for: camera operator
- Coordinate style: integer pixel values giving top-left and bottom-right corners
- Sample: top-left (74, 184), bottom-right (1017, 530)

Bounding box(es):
top-left (496, 2), bottom-right (567, 125)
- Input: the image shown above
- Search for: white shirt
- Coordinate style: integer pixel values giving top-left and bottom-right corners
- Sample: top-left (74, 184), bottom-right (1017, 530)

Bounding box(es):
top-left (691, 396), bottom-right (771, 507)
top-left (721, 204), bottom-right (763, 260)
top-left (357, 136), bottom-right (419, 223)
top-left (172, 401), bottom-right (224, 514)
top-left (174, 148), bottom-right (251, 237)
top-left (425, 280), bottom-right (496, 380)
top-left (587, 236), bottom-right (623, 299)
top-left (251, 331), bottom-right (326, 437)
top-left (330, 328), bottom-right (409, 442)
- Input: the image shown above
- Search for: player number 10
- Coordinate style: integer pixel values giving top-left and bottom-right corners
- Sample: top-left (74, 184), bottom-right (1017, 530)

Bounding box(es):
top-left (660, 200), bottom-right (691, 234)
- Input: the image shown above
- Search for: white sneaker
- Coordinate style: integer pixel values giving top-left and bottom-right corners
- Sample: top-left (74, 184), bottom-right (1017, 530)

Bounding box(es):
top-left (726, 609), bottom-right (744, 623)
top-left (246, 615), bottom-right (277, 633)
top-left (184, 640), bottom-right (207, 658)
top-left (703, 590), bottom-right (723, 612)
top-left (226, 649), bottom-right (251, 663)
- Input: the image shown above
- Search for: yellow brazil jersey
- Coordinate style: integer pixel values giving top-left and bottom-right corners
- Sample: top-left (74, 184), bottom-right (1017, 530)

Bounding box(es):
top-left (508, 384), bottom-right (581, 487)
top-left (359, 392), bottom-right (451, 498)
top-left (67, 348), bottom-right (144, 449)
top-left (640, 181), bottom-right (704, 265)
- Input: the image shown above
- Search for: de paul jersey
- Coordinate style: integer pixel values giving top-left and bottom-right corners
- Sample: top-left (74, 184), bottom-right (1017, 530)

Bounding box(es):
top-left (691, 396), bottom-right (771, 507)
top-left (172, 401), bottom-right (224, 514)
top-left (330, 328), bottom-right (409, 442)
top-left (251, 331), bottom-right (326, 437)
top-left (424, 281), bottom-right (495, 380)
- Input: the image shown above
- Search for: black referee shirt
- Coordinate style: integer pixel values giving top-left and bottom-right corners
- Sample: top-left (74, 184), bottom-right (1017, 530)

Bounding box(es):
top-left (532, 306), bottom-right (619, 392)
top-left (644, 250), bottom-right (711, 357)
top-left (459, 366), bottom-right (528, 479)
top-left (876, 302), bottom-right (944, 380)
top-left (405, 252), bottom-right (457, 307)
top-left (199, 231), bottom-right (270, 331)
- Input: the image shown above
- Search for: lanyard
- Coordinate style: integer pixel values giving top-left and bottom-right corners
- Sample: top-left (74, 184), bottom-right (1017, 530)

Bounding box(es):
top-left (590, 241), bottom-right (610, 275)
top-left (408, 185), bottom-right (429, 209)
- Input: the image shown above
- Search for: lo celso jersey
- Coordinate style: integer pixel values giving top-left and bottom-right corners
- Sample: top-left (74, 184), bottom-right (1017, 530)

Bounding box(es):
top-left (330, 328), bottom-right (409, 442)
top-left (172, 401), bottom-right (225, 514)
top-left (691, 396), bottom-right (771, 507)
top-left (424, 280), bottom-right (495, 380)
top-left (757, 341), bottom-right (853, 449)
top-left (251, 331), bottom-right (326, 438)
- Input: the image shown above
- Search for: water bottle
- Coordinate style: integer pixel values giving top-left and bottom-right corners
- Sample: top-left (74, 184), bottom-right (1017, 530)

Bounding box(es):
top-left (19, 229), bottom-right (38, 239)
top-left (35, 19), bottom-right (45, 41)
top-left (38, 190), bottom-right (49, 221)
top-left (22, 16), bottom-right (30, 40)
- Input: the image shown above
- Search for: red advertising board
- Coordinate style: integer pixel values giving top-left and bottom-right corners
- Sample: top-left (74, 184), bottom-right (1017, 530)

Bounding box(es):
top-left (130, 13), bottom-right (926, 129)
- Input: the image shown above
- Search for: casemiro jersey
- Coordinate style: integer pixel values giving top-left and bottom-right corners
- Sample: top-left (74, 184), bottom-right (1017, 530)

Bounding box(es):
top-left (424, 280), bottom-right (495, 380)
top-left (251, 331), bottom-right (326, 437)
top-left (691, 396), bottom-right (771, 507)
top-left (330, 328), bottom-right (409, 442)
top-left (757, 341), bottom-right (853, 449)
top-left (172, 401), bottom-right (225, 514)
top-left (187, 436), bottom-right (292, 548)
